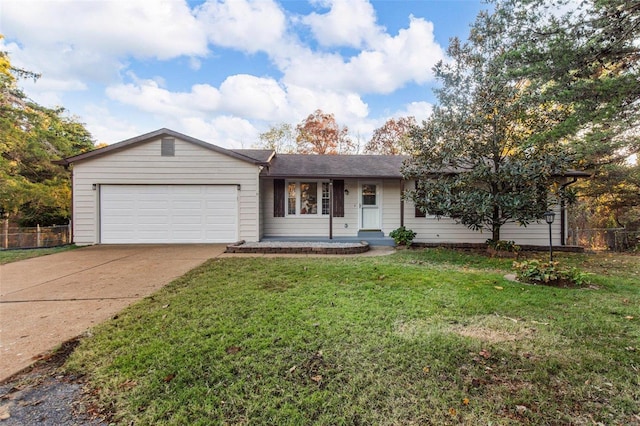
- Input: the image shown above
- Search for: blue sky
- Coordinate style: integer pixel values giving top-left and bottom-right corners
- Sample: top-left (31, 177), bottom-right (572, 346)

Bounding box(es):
top-left (0, 0), bottom-right (487, 148)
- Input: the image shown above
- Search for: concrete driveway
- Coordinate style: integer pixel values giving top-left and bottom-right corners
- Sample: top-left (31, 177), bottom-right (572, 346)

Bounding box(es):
top-left (0, 244), bottom-right (225, 382)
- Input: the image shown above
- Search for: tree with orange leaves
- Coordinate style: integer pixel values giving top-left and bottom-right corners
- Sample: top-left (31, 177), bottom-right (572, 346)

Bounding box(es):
top-left (295, 109), bottom-right (354, 155)
top-left (364, 116), bottom-right (417, 155)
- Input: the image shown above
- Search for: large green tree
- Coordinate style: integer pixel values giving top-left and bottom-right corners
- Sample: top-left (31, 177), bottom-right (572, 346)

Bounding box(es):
top-left (0, 43), bottom-right (95, 226)
top-left (502, 0), bottom-right (640, 166)
top-left (500, 0), bottom-right (640, 235)
top-left (404, 7), bottom-right (573, 241)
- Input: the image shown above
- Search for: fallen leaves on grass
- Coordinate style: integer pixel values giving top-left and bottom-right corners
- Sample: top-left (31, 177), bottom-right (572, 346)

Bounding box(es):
top-left (225, 346), bottom-right (242, 355)
top-left (479, 349), bottom-right (491, 359)
top-left (119, 380), bottom-right (137, 390)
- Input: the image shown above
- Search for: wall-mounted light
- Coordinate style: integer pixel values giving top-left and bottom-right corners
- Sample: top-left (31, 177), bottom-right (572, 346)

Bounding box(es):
top-left (92, 184), bottom-right (97, 191)
top-left (344, 188), bottom-right (349, 195)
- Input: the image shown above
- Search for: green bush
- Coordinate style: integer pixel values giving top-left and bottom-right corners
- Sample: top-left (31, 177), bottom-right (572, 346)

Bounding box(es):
top-left (513, 259), bottom-right (591, 287)
top-left (389, 226), bottom-right (417, 246)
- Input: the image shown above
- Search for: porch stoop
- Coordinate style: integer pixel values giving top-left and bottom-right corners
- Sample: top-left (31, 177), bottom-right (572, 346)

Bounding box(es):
top-left (262, 234), bottom-right (395, 247)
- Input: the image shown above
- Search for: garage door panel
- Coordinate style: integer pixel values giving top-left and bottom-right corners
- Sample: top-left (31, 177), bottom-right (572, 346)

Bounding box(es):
top-left (172, 217), bottom-right (205, 226)
top-left (101, 185), bottom-right (237, 243)
top-left (138, 200), bottom-right (169, 208)
top-left (173, 201), bottom-right (205, 209)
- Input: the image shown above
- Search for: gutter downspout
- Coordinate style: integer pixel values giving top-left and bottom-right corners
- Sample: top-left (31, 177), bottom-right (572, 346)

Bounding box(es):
top-left (560, 177), bottom-right (578, 246)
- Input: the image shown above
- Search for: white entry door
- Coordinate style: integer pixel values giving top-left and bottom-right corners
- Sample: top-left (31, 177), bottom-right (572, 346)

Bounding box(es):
top-left (360, 183), bottom-right (380, 229)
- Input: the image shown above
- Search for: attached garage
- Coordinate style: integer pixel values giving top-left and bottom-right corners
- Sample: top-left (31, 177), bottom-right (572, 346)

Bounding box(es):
top-left (58, 129), bottom-right (271, 246)
top-left (100, 185), bottom-right (238, 244)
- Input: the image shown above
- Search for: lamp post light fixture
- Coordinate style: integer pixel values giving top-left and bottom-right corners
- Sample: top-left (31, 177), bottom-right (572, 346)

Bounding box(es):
top-left (543, 210), bottom-right (556, 262)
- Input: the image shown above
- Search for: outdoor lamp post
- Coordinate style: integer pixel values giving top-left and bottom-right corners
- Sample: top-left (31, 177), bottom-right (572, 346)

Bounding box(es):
top-left (543, 210), bottom-right (556, 262)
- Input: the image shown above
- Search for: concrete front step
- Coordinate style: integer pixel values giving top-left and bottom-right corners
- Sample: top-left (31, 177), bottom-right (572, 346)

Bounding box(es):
top-left (261, 236), bottom-right (395, 247)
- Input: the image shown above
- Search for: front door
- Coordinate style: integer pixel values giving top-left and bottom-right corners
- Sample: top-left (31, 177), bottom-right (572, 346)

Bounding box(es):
top-left (360, 183), bottom-right (380, 229)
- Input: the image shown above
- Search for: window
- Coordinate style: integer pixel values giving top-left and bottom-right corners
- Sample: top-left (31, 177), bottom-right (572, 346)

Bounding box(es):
top-left (285, 181), bottom-right (329, 216)
top-left (322, 182), bottom-right (330, 215)
top-left (362, 184), bottom-right (377, 205)
top-left (300, 182), bottom-right (318, 214)
top-left (161, 138), bottom-right (175, 156)
top-left (287, 183), bottom-right (296, 215)
top-left (275, 180), bottom-right (344, 217)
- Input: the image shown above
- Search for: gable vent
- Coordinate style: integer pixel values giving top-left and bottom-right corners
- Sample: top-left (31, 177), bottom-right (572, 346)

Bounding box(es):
top-left (161, 138), bottom-right (175, 156)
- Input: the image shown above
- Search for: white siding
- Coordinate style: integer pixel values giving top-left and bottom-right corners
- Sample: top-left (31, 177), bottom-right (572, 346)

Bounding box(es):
top-left (261, 179), bottom-right (402, 238)
top-left (72, 137), bottom-right (261, 245)
top-left (403, 183), bottom-right (562, 246)
top-left (381, 180), bottom-right (402, 236)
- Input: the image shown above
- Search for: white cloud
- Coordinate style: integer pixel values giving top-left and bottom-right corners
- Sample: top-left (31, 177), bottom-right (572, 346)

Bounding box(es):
top-left (282, 15), bottom-right (444, 94)
top-left (106, 77), bottom-right (221, 117)
top-left (179, 116), bottom-right (260, 149)
top-left (282, 85), bottom-right (369, 125)
top-left (398, 101), bottom-right (434, 124)
top-left (189, 57), bottom-right (203, 71)
top-left (196, 0), bottom-right (287, 54)
top-left (210, 115), bottom-right (260, 148)
top-left (2, 0), bottom-right (447, 149)
top-left (80, 105), bottom-right (143, 145)
top-left (302, 0), bottom-right (383, 48)
top-left (1, 0), bottom-right (207, 60)
top-left (1, 0), bottom-right (208, 98)
top-left (219, 75), bottom-right (289, 121)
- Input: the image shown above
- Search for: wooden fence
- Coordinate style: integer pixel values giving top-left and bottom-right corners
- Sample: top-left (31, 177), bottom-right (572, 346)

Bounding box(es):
top-left (1, 222), bottom-right (72, 250)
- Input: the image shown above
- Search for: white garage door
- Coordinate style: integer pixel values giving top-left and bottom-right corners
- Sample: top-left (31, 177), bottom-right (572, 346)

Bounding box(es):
top-left (100, 185), bottom-right (237, 243)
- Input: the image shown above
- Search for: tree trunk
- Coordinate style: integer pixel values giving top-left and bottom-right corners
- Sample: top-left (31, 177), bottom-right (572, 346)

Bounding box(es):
top-left (492, 205), bottom-right (501, 241)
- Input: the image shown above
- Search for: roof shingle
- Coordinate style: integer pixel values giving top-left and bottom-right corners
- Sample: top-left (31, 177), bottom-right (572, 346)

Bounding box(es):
top-left (263, 154), bottom-right (408, 179)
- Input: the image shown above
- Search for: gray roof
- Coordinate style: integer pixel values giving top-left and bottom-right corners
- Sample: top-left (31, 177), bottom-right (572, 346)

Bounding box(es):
top-left (231, 149), bottom-right (275, 163)
top-left (263, 154), bottom-right (408, 179)
top-left (56, 128), bottom-right (270, 166)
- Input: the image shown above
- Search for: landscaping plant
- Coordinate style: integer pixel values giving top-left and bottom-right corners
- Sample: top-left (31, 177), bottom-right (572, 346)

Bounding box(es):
top-left (513, 259), bottom-right (592, 287)
top-left (389, 226), bottom-right (417, 246)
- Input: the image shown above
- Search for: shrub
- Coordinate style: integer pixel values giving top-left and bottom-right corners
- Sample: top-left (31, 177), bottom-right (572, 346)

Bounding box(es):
top-left (513, 259), bottom-right (591, 287)
top-left (389, 226), bottom-right (417, 246)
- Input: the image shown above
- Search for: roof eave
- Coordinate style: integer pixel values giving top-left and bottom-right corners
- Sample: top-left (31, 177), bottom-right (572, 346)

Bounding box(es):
top-left (263, 174), bottom-right (404, 179)
top-left (58, 128), bottom-right (266, 166)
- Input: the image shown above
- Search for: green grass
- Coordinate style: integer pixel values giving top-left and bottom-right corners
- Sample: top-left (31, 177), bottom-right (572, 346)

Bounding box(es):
top-left (66, 249), bottom-right (640, 425)
top-left (0, 245), bottom-right (76, 264)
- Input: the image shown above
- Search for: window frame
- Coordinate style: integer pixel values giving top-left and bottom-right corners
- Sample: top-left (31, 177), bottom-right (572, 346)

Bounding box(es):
top-left (285, 180), bottom-right (331, 217)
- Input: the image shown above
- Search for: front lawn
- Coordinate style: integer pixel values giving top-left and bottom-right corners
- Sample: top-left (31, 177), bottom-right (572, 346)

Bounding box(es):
top-left (66, 249), bottom-right (639, 425)
top-left (0, 245), bottom-right (76, 264)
